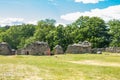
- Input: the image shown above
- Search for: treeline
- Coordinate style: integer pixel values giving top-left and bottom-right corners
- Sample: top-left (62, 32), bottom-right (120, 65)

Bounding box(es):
top-left (0, 16), bottom-right (120, 51)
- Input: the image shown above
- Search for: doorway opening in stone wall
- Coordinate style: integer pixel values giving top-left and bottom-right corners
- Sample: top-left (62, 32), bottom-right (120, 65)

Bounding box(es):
top-left (26, 51), bottom-right (29, 55)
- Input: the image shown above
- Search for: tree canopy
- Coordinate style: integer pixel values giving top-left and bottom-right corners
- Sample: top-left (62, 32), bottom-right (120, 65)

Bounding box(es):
top-left (0, 17), bottom-right (120, 51)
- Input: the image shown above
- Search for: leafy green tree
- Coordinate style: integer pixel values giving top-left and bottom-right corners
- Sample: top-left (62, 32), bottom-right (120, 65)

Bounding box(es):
top-left (34, 19), bottom-right (56, 41)
top-left (108, 19), bottom-right (120, 47)
top-left (32, 19), bottom-right (56, 50)
top-left (73, 16), bottom-right (110, 48)
top-left (0, 24), bottom-right (35, 49)
top-left (0, 27), bottom-right (8, 33)
top-left (53, 25), bottom-right (66, 51)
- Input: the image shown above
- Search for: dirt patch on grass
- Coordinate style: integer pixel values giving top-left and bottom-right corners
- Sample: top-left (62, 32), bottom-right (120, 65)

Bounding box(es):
top-left (69, 60), bottom-right (120, 67)
top-left (0, 64), bottom-right (43, 80)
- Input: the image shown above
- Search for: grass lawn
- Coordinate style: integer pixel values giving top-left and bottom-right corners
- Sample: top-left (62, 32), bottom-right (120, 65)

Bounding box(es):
top-left (0, 52), bottom-right (120, 80)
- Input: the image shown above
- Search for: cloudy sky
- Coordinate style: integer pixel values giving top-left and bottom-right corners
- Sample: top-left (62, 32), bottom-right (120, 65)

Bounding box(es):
top-left (0, 0), bottom-right (120, 26)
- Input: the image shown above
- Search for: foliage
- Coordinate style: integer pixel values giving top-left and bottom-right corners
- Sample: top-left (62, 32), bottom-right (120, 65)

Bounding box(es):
top-left (0, 17), bottom-right (120, 50)
top-left (108, 19), bottom-right (120, 47)
top-left (0, 24), bottom-right (35, 49)
top-left (72, 16), bottom-right (110, 48)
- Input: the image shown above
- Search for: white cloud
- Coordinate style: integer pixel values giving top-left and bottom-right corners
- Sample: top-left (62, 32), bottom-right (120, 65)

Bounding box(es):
top-left (0, 18), bottom-right (39, 26)
top-left (27, 20), bottom-right (38, 25)
top-left (60, 5), bottom-right (120, 22)
top-left (75, 0), bottom-right (104, 4)
top-left (0, 18), bottom-right (24, 26)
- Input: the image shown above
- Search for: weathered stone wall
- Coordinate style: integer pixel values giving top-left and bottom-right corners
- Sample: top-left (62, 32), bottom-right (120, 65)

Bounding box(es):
top-left (91, 48), bottom-right (105, 53)
top-left (105, 47), bottom-right (120, 53)
top-left (66, 41), bottom-right (91, 54)
top-left (2, 41), bottom-right (120, 55)
top-left (0, 42), bottom-right (12, 55)
top-left (66, 45), bottom-right (91, 53)
top-left (16, 49), bottom-right (22, 55)
top-left (92, 47), bottom-right (120, 53)
top-left (20, 41), bottom-right (50, 55)
top-left (53, 45), bottom-right (64, 54)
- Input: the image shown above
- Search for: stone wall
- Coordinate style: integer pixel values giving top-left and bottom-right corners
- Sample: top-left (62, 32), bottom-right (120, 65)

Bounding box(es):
top-left (2, 41), bottom-right (120, 55)
top-left (91, 48), bottom-right (105, 53)
top-left (105, 47), bottom-right (120, 53)
top-left (92, 47), bottom-right (120, 53)
top-left (19, 41), bottom-right (50, 55)
top-left (53, 45), bottom-right (64, 54)
top-left (0, 42), bottom-right (12, 55)
top-left (66, 41), bottom-right (91, 54)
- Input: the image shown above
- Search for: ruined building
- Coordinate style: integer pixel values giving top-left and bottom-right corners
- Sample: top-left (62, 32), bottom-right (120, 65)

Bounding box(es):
top-left (0, 42), bottom-right (12, 55)
top-left (66, 41), bottom-right (91, 54)
top-left (19, 41), bottom-right (50, 55)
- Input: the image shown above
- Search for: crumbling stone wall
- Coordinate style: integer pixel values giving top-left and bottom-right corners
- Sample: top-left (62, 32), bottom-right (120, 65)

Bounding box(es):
top-left (0, 42), bottom-right (12, 55)
top-left (20, 41), bottom-right (50, 55)
top-left (53, 45), bottom-right (64, 54)
top-left (91, 48), bottom-right (105, 53)
top-left (92, 47), bottom-right (120, 53)
top-left (105, 47), bottom-right (120, 53)
top-left (66, 41), bottom-right (91, 54)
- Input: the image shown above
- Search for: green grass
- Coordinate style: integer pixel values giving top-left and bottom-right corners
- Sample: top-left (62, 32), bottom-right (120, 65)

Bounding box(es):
top-left (0, 53), bottom-right (120, 80)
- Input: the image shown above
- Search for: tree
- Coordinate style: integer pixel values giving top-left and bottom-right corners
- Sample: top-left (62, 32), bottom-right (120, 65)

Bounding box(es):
top-left (108, 19), bottom-right (120, 47)
top-left (53, 25), bottom-right (66, 51)
top-left (73, 16), bottom-right (110, 48)
top-left (32, 19), bottom-right (56, 50)
top-left (34, 19), bottom-right (56, 41)
top-left (0, 24), bottom-right (35, 49)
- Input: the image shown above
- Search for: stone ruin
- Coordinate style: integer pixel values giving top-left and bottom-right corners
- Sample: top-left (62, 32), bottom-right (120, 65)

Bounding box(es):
top-left (0, 42), bottom-right (12, 55)
top-left (2, 41), bottom-right (120, 56)
top-left (53, 45), bottom-right (64, 54)
top-left (105, 47), bottom-right (120, 53)
top-left (92, 47), bottom-right (120, 53)
top-left (66, 41), bottom-right (91, 54)
top-left (18, 41), bottom-right (50, 55)
top-left (91, 48), bottom-right (105, 54)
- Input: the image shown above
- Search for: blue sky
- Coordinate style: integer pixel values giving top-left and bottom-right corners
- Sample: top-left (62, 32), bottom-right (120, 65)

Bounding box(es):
top-left (0, 0), bottom-right (120, 26)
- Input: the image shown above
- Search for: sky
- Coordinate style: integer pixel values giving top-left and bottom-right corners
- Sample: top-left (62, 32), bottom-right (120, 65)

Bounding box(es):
top-left (0, 0), bottom-right (120, 26)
